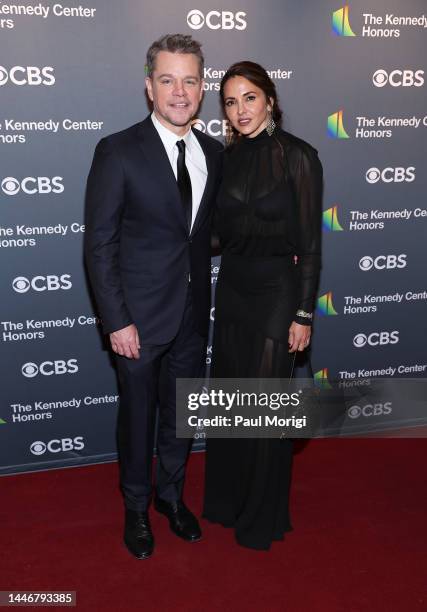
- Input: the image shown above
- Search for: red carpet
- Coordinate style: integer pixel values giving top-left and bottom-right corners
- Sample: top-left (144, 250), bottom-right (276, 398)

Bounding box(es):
top-left (1, 439), bottom-right (426, 611)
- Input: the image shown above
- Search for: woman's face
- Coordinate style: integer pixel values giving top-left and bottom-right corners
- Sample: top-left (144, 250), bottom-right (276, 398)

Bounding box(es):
top-left (223, 75), bottom-right (272, 138)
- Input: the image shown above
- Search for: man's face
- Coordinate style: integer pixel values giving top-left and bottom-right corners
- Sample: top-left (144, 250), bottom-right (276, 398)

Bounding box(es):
top-left (146, 51), bottom-right (204, 134)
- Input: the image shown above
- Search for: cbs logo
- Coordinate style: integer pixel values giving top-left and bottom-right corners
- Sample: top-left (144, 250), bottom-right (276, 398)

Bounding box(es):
top-left (22, 360), bottom-right (79, 378)
top-left (0, 66), bottom-right (55, 86)
top-left (12, 275), bottom-right (72, 293)
top-left (348, 402), bottom-right (392, 418)
top-left (359, 255), bottom-right (407, 271)
top-left (353, 331), bottom-right (399, 348)
top-left (365, 167), bottom-right (415, 184)
top-left (193, 118), bottom-right (228, 137)
top-left (373, 69), bottom-right (424, 88)
top-left (187, 9), bottom-right (247, 30)
top-left (1, 176), bottom-right (64, 196)
top-left (30, 437), bottom-right (84, 455)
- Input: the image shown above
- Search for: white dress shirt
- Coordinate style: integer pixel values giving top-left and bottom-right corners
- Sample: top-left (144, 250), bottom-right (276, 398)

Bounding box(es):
top-left (151, 112), bottom-right (208, 231)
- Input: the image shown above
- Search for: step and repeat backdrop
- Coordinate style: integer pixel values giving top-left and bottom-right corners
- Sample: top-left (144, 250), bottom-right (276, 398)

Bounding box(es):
top-left (0, 1), bottom-right (426, 473)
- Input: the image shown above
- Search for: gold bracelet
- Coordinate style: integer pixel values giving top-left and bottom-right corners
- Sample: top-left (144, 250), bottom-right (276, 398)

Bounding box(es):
top-left (296, 309), bottom-right (313, 320)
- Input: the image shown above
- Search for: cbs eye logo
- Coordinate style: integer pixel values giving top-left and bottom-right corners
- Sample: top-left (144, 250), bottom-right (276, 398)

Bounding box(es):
top-left (30, 441), bottom-right (47, 455)
top-left (359, 255), bottom-right (407, 271)
top-left (0, 66), bottom-right (8, 85)
top-left (22, 363), bottom-right (39, 378)
top-left (347, 405), bottom-right (362, 419)
top-left (353, 331), bottom-right (399, 348)
top-left (1, 177), bottom-right (20, 195)
top-left (187, 9), bottom-right (204, 28)
top-left (187, 9), bottom-right (247, 30)
top-left (12, 275), bottom-right (72, 293)
top-left (12, 277), bottom-right (30, 293)
top-left (30, 437), bottom-right (85, 455)
top-left (21, 359), bottom-right (79, 378)
top-left (1, 176), bottom-right (64, 195)
top-left (0, 66), bottom-right (55, 87)
top-left (372, 69), bottom-right (424, 88)
top-left (348, 403), bottom-right (392, 418)
top-left (365, 167), bottom-right (415, 184)
top-left (192, 118), bottom-right (228, 137)
top-left (359, 257), bottom-right (374, 271)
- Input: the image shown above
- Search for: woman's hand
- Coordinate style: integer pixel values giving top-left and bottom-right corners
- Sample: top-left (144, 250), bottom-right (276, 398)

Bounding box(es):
top-left (288, 321), bottom-right (311, 353)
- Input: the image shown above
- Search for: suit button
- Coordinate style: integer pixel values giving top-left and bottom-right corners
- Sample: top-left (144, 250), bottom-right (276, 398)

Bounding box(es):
top-left (189, 239), bottom-right (192, 244)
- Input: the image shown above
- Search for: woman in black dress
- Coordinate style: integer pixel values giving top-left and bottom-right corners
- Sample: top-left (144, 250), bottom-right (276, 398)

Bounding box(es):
top-left (203, 62), bottom-right (323, 550)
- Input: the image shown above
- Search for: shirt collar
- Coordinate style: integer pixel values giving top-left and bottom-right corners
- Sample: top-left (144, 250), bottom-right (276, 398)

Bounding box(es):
top-left (151, 112), bottom-right (193, 157)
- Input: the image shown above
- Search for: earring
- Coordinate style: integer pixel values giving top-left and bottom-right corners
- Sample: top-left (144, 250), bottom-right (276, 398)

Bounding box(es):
top-left (225, 120), bottom-right (235, 146)
top-left (266, 111), bottom-right (276, 136)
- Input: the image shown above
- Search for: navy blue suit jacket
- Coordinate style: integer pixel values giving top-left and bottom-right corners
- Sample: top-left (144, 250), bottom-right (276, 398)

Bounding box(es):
top-left (84, 116), bottom-right (223, 344)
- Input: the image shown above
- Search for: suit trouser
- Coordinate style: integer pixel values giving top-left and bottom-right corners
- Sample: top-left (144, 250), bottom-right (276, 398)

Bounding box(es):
top-left (115, 285), bottom-right (206, 512)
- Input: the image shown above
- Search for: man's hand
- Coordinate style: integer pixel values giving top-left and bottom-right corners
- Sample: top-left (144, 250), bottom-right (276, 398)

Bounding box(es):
top-left (288, 321), bottom-right (311, 353)
top-left (110, 324), bottom-right (141, 359)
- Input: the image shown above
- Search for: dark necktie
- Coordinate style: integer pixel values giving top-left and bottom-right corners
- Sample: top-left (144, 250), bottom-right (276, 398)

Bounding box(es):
top-left (176, 140), bottom-right (192, 232)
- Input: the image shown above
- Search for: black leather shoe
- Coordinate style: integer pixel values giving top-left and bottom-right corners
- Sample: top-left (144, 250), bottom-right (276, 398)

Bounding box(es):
top-left (154, 498), bottom-right (202, 542)
top-left (124, 510), bottom-right (154, 559)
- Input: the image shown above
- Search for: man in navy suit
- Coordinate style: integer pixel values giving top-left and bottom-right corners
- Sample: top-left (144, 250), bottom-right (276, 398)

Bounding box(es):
top-left (85, 34), bottom-right (222, 559)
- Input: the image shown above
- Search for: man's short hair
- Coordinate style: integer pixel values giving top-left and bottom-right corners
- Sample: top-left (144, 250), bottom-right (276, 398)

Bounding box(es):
top-left (146, 34), bottom-right (204, 79)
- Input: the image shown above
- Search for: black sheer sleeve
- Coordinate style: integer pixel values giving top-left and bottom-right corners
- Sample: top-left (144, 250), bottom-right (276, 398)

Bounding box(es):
top-left (289, 144), bottom-right (323, 326)
top-left (211, 205), bottom-right (222, 256)
top-left (210, 149), bottom-right (224, 256)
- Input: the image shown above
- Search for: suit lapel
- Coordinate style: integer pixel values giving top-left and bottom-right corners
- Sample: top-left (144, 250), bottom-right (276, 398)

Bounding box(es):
top-left (135, 117), bottom-right (219, 237)
top-left (136, 118), bottom-right (188, 233)
top-left (190, 127), bottom-right (218, 237)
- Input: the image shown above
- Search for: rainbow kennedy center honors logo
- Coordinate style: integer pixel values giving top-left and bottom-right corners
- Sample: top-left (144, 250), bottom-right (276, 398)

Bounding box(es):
top-left (327, 110), bottom-right (424, 139)
top-left (327, 110), bottom-right (350, 139)
top-left (332, 5), bottom-right (427, 38)
top-left (317, 292), bottom-right (338, 316)
top-left (323, 206), bottom-right (344, 231)
top-left (332, 5), bottom-right (356, 36)
top-left (314, 368), bottom-right (332, 389)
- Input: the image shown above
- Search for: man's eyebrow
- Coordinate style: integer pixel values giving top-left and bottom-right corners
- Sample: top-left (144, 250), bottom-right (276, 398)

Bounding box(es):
top-left (156, 73), bottom-right (200, 79)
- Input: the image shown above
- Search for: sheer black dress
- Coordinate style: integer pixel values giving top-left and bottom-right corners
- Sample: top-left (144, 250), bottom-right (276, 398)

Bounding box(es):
top-left (203, 127), bottom-right (323, 550)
